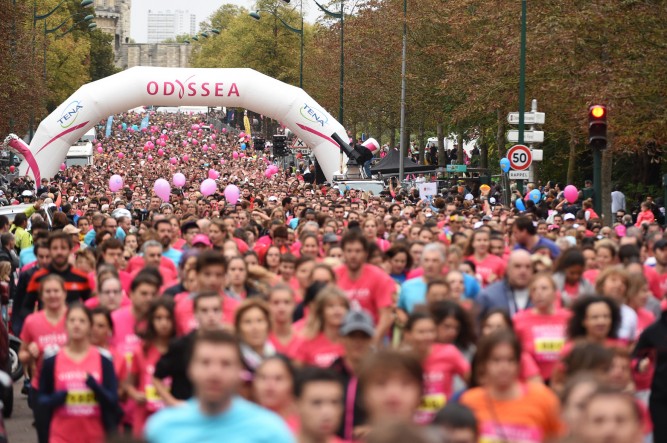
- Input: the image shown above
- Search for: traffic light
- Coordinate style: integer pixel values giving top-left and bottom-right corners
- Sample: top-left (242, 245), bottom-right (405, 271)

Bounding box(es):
top-left (273, 135), bottom-right (288, 157)
top-left (588, 104), bottom-right (607, 150)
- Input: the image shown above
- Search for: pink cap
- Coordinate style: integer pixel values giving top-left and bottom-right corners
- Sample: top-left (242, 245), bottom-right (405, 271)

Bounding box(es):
top-left (191, 234), bottom-right (212, 247)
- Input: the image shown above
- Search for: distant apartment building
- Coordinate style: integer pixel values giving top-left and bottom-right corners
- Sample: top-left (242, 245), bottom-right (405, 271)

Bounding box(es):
top-left (147, 10), bottom-right (196, 43)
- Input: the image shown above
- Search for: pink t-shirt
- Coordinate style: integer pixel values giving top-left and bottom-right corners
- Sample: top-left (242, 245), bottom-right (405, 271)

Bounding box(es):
top-left (111, 306), bottom-right (142, 426)
top-left (174, 292), bottom-right (239, 336)
top-left (20, 311), bottom-right (67, 389)
top-left (130, 343), bottom-right (170, 437)
top-left (268, 331), bottom-right (300, 356)
top-left (335, 264), bottom-right (395, 323)
top-left (50, 347), bottom-right (104, 443)
top-left (416, 344), bottom-right (470, 424)
top-left (582, 269), bottom-right (599, 285)
top-left (466, 254), bottom-right (506, 287)
top-left (513, 309), bottom-right (571, 380)
top-left (292, 333), bottom-right (344, 367)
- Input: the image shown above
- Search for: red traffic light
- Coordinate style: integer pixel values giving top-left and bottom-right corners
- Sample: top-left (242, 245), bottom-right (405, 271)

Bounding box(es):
top-left (589, 104), bottom-right (606, 119)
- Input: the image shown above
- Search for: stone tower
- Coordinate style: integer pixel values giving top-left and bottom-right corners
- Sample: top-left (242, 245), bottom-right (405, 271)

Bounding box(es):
top-left (93, 0), bottom-right (131, 56)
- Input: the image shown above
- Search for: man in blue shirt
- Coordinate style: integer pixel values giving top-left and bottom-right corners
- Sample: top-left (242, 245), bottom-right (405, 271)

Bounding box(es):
top-left (145, 329), bottom-right (294, 443)
top-left (155, 219), bottom-right (182, 267)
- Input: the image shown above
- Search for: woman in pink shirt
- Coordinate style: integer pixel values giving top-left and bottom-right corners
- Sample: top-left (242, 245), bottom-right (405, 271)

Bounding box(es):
top-left (38, 304), bottom-right (119, 443)
top-left (513, 274), bottom-right (571, 381)
top-left (464, 230), bottom-right (506, 287)
top-left (125, 298), bottom-right (175, 437)
top-left (293, 285), bottom-right (349, 368)
top-left (85, 271), bottom-right (130, 311)
top-left (268, 284), bottom-right (299, 354)
top-left (253, 355), bottom-right (300, 432)
top-left (362, 218), bottom-right (390, 252)
top-left (403, 311), bottom-right (470, 424)
top-left (19, 275), bottom-right (69, 443)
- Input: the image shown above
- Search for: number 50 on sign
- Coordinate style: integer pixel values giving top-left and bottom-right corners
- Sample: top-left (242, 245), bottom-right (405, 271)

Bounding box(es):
top-left (507, 145), bottom-right (532, 171)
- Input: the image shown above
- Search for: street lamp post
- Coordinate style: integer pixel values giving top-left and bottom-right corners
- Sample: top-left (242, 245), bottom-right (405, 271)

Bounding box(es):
top-left (517, 0), bottom-right (527, 193)
top-left (249, 3), bottom-right (304, 89)
top-left (313, 0), bottom-right (344, 125)
top-left (29, 0), bottom-right (94, 141)
top-left (398, 0), bottom-right (407, 181)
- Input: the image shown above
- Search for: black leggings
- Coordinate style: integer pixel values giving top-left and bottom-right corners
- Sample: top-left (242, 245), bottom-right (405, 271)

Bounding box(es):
top-left (28, 387), bottom-right (50, 443)
top-left (650, 394), bottom-right (667, 443)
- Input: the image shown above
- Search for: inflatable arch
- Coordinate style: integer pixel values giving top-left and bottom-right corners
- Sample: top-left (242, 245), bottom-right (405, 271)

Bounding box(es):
top-left (9, 67), bottom-right (348, 184)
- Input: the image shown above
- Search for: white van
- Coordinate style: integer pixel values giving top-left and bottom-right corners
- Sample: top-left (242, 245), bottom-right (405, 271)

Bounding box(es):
top-left (79, 128), bottom-right (96, 144)
top-left (65, 142), bottom-right (94, 167)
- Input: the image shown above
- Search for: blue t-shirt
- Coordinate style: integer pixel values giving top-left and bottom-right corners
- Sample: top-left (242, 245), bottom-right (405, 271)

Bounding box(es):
top-left (163, 247), bottom-right (183, 267)
top-left (145, 397), bottom-right (295, 443)
top-left (84, 228), bottom-right (96, 246)
top-left (398, 274), bottom-right (481, 313)
top-left (19, 246), bottom-right (36, 268)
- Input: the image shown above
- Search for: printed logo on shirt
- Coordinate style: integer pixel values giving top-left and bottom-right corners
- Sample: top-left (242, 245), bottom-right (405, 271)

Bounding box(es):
top-left (480, 421), bottom-right (543, 443)
top-left (531, 324), bottom-right (565, 361)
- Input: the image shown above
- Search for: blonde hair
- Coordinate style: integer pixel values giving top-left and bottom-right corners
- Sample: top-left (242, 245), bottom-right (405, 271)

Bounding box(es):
top-left (304, 285), bottom-right (349, 339)
top-left (0, 262), bottom-right (11, 281)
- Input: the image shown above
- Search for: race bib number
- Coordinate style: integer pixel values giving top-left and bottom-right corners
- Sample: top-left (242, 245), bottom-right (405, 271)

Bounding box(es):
top-left (65, 389), bottom-right (99, 416)
top-left (534, 337), bottom-right (565, 355)
top-left (145, 384), bottom-right (165, 412)
top-left (418, 393), bottom-right (446, 411)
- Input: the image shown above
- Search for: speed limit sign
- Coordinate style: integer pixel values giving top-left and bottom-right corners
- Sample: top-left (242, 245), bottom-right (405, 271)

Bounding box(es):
top-left (507, 145), bottom-right (532, 171)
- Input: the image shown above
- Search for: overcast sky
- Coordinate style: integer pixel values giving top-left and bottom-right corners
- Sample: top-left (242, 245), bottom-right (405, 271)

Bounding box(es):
top-left (130, 0), bottom-right (320, 43)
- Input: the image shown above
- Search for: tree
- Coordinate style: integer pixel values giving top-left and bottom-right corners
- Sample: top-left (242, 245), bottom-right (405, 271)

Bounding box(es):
top-left (89, 29), bottom-right (118, 81)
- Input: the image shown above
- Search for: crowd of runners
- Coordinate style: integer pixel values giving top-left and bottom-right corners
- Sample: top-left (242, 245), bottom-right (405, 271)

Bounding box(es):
top-left (0, 110), bottom-right (665, 443)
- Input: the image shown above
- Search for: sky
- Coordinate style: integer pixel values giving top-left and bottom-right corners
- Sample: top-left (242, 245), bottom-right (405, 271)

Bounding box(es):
top-left (130, 0), bottom-right (320, 43)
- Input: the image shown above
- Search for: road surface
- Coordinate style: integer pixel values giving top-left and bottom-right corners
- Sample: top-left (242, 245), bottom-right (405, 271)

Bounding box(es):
top-left (5, 381), bottom-right (36, 443)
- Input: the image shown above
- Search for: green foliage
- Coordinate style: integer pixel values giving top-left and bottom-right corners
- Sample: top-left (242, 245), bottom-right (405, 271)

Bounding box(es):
top-left (89, 29), bottom-right (118, 81)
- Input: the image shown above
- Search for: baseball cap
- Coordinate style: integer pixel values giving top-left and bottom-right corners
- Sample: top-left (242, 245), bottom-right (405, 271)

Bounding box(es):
top-left (563, 213), bottom-right (575, 221)
top-left (654, 239), bottom-right (667, 250)
top-left (339, 310), bottom-right (375, 337)
top-left (62, 224), bottom-right (81, 235)
top-left (191, 234), bottom-right (212, 247)
top-left (323, 233), bottom-right (339, 244)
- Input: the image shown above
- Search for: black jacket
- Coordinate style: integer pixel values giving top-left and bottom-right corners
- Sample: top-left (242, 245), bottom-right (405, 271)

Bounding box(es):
top-left (154, 331), bottom-right (195, 400)
top-left (329, 356), bottom-right (367, 440)
top-left (634, 310), bottom-right (667, 399)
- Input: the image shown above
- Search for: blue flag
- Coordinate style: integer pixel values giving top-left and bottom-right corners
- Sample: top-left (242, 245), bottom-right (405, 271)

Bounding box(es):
top-left (140, 114), bottom-right (150, 130)
top-left (105, 116), bottom-right (113, 137)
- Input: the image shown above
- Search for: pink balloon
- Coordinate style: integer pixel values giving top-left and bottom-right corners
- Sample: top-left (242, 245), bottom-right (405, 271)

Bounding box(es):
top-left (173, 173), bottom-right (186, 188)
top-left (222, 128), bottom-right (227, 134)
top-left (182, 141), bottom-right (188, 147)
top-left (97, 147), bottom-right (103, 153)
top-left (96, 143), bottom-right (102, 148)
top-left (158, 149), bottom-right (165, 156)
top-left (210, 143), bottom-right (216, 149)
top-left (240, 153), bottom-right (246, 158)
top-left (138, 153), bottom-right (144, 158)
top-left (202, 146), bottom-right (209, 152)
top-left (147, 155), bottom-right (153, 161)
top-left (187, 131), bottom-right (192, 137)
top-left (563, 185), bottom-right (579, 204)
top-left (211, 134), bottom-right (216, 140)
top-left (239, 132), bottom-right (246, 138)
top-left (208, 169), bottom-right (219, 180)
top-left (170, 157), bottom-right (177, 165)
top-left (192, 139), bottom-right (199, 145)
top-left (232, 152), bottom-right (239, 159)
top-left (117, 153), bottom-right (124, 159)
top-left (220, 159), bottom-right (226, 165)
top-left (200, 178), bottom-right (217, 196)
top-left (166, 123), bottom-right (172, 128)
top-left (109, 174), bottom-right (123, 192)
top-left (182, 154), bottom-right (190, 162)
top-left (264, 169), bottom-right (273, 178)
top-left (154, 178), bottom-right (171, 202)
top-left (224, 184), bottom-right (240, 205)
top-left (59, 163), bottom-right (66, 171)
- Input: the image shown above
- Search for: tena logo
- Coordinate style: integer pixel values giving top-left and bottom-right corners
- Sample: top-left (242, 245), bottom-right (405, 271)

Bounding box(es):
top-left (300, 103), bottom-right (328, 127)
top-left (58, 100), bottom-right (84, 129)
